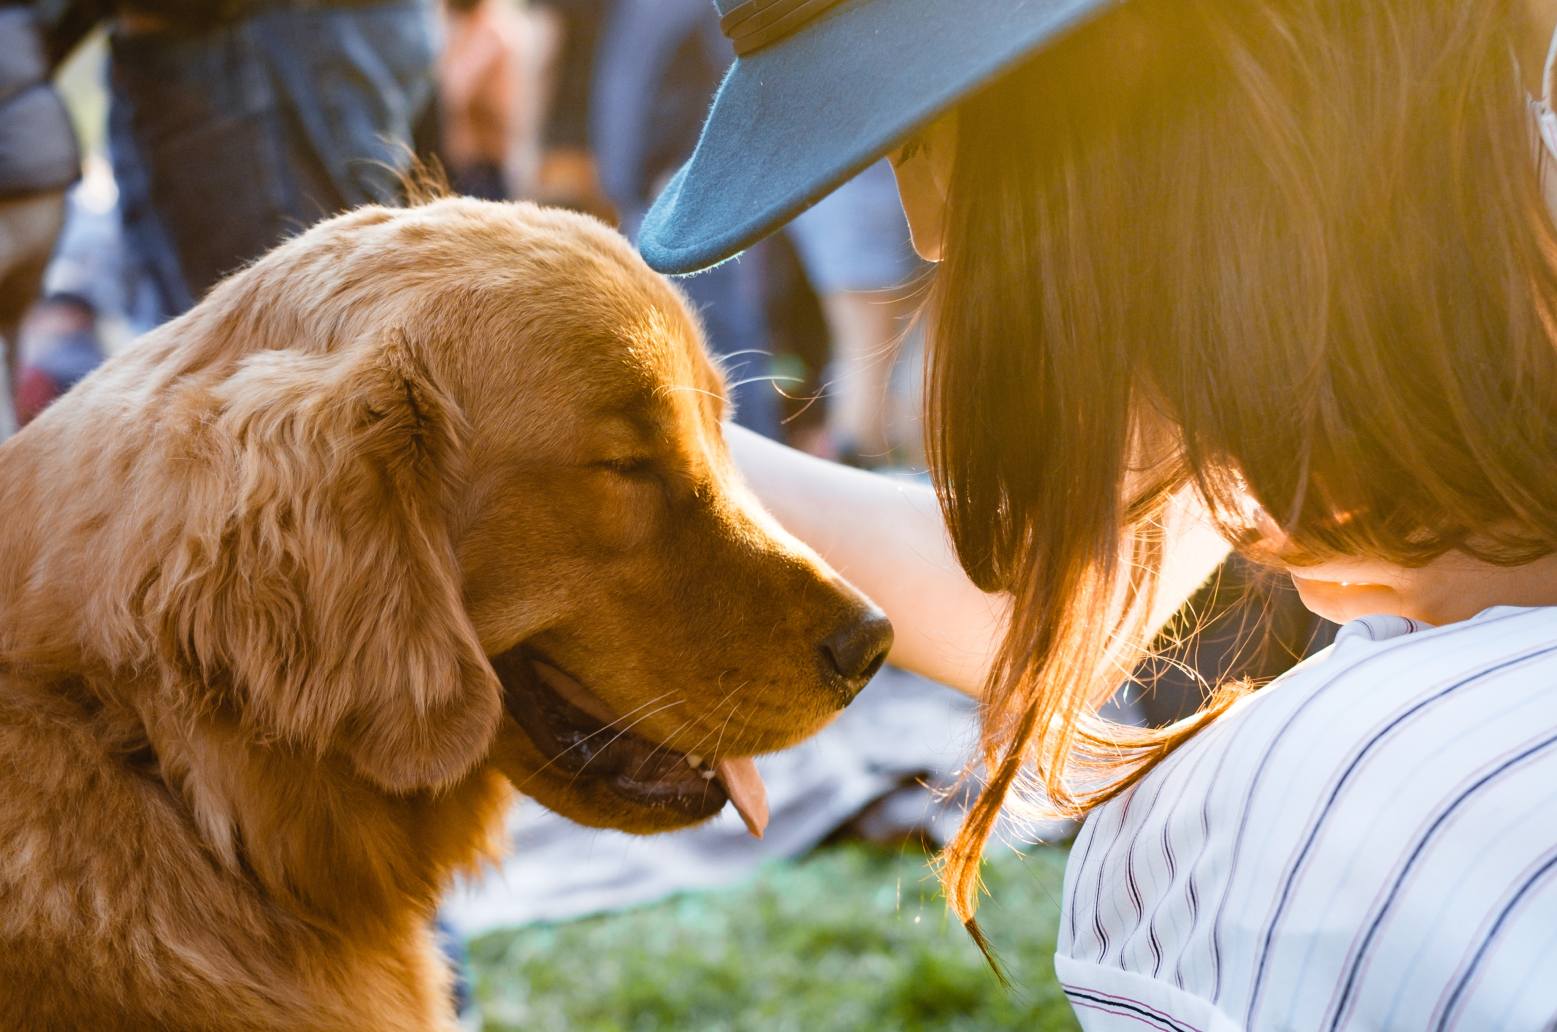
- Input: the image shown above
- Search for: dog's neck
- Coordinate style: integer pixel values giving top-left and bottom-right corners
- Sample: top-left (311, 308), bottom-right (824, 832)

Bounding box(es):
top-left (139, 696), bottom-right (513, 932)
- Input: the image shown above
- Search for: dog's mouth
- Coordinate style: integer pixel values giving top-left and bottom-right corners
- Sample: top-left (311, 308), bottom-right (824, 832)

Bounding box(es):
top-left (489, 646), bottom-right (769, 837)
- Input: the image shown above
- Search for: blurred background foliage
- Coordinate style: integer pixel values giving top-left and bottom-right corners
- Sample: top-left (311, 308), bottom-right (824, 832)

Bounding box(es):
top-left (468, 842), bottom-right (1081, 1032)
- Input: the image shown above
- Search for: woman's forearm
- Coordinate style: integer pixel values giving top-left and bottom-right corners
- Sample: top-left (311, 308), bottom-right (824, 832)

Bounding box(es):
top-left (725, 425), bottom-right (1234, 697)
top-left (725, 424), bottom-right (1008, 694)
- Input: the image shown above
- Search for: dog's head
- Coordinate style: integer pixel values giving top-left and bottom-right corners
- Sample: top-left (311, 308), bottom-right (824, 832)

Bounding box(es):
top-left (417, 206), bottom-right (893, 833)
top-left (36, 199), bottom-right (888, 835)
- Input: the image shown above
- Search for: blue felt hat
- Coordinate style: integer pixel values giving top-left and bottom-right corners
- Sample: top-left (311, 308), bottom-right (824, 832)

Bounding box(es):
top-left (638, 0), bottom-right (1122, 275)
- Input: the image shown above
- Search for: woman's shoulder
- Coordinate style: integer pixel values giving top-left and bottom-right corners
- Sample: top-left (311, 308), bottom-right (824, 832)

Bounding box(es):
top-left (1056, 606), bottom-right (1557, 1032)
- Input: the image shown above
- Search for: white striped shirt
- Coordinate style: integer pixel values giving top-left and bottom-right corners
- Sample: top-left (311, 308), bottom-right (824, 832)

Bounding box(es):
top-left (1056, 606), bottom-right (1557, 1032)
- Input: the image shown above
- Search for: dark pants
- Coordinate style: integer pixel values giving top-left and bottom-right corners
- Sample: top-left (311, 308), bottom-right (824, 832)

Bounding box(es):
top-left (108, 0), bottom-right (438, 315)
top-left (1136, 555), bottom-right (1337, 726)
top-left (448, 160), bottom-right (507, 202)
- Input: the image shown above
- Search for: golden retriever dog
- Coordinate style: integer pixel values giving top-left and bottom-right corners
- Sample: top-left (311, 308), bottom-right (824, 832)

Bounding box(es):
top-left (0, 198), bottom-right (891, 1031)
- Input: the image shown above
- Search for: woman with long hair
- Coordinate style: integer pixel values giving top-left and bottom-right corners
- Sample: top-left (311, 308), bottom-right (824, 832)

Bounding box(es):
top-left (641, 0), bottom-right (1557, 1026)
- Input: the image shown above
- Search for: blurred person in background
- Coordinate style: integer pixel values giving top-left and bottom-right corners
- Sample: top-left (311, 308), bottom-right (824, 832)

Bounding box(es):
top-left (526, 0), bottom-right (615, 221)
top-left (0, 1), bottom-right (79, 440)
top-left (12, 290), bottom-right (103, 426)
top-left (592, 0), bottom-right (777, 438)
top-left (787, 159), bottom-right (924, 468)
top-left (10, 152), bottom-right (153, 426)
top-left (438, 0), bottom-right (541, 200)
top-left (97, 0), bottom-right (440, 318)
top-left (41, 155), bottom-right (158, 342)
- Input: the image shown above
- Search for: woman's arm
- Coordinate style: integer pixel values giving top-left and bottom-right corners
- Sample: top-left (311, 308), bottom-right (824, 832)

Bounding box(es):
top-left (725, 424), bottom-right (1233, 697)
top-left (726, 424), bottom-right (1006, 694)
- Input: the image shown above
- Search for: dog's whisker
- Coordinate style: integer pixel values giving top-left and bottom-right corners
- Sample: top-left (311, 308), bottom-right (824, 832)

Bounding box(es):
top-left (571, 699), bottom-right (689, 768)
top-left (588, 675), bottom-right (758, 785)
top-left (726, 375), bottom-right (804, 389)
top-left (675, 681), bottom-right (751, 763)
top-left (654, 384), bottom-right (726, 404)
top-left (708, 692), bottom-right (749, 772)
top-left (563, 689), bottom-right (679, 744)
top-left (512, 689), bottom-right (676, 767)
top-left (511, 695), bottom-right (686, 788)
top-left (647, 680), bottom-right (749, 773)
top-left (776, 386), bottom-right (828, 422)
top-left (516, 675), bottom-right (762, 794)
top-left (711, 348), bottom-right (775, 360)
top-left (624, 716), bottom-right (704, 780)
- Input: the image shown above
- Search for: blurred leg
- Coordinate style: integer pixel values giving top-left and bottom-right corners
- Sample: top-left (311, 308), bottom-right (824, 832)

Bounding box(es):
top-left (108, 0), bottom-right (437, 308)
top-left (820, 289), bottom-right (920, 466)
top-left (109, 22), bottom-right (312, 305)
top-left (819, 290), bottom-right (897, 464)
top-left (0, 189), bottom-right (67, 440)
top-left (785, 161), bottom-right (926, 465)
top-left (108, 79), bottom-right (192, 322)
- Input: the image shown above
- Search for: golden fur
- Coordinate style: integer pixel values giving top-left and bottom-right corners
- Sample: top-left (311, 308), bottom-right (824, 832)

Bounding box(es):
top-left (0, 199), bottom-right (882, 1029)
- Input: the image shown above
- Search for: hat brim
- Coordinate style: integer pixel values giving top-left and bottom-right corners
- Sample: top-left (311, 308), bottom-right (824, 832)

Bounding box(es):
top-left (638, 0), bottom-right (1121, 275)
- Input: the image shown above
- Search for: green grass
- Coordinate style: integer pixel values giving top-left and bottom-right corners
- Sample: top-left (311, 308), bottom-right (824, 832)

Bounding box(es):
top-left (468, 842), bottom-right (1082, 1032)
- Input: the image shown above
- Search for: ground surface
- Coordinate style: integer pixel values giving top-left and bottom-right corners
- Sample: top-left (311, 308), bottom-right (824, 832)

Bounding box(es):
top-left (468, 841), bottom-right (1082, 1032)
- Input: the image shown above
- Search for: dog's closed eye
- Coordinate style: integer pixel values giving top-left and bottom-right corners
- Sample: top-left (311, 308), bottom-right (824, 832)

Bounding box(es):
top-left (596, 457), bottom-right (657, 478)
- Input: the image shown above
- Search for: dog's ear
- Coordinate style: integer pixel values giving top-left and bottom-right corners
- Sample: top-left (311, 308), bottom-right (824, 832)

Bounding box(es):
top-left (157, 331), bottom-right (501, 793)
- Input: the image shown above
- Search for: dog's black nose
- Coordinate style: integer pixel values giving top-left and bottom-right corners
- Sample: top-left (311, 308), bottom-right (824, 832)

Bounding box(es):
top-left (819, 606), bottom-right (894, 704)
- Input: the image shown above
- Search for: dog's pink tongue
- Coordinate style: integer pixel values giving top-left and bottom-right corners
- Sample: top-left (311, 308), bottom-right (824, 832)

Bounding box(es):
top-left (714, 757), bottom-right (768, 839)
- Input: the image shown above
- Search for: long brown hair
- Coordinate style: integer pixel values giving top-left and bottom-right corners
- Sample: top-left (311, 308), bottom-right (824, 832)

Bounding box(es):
top-left (927, 0), bottom-right (1557, 950)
